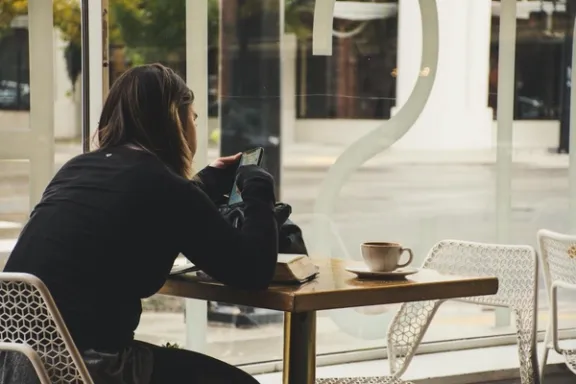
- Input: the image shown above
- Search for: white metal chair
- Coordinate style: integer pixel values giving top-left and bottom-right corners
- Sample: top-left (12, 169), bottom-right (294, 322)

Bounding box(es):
top-left (316, 378), bottom-right (409, 384)
top-left (0, 273), bottom-right (94, 384)
top-left (319, 240), bottom-right (539, 384)
top-left (386, 240), bottom-right (539, 384)
top-left (387, 240), bottom-right (540, 383)
top-left (537, 229), bottom-right (576, 380)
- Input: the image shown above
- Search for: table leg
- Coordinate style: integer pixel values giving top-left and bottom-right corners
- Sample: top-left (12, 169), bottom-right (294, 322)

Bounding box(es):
top-left (282, 311), bottom-right (316, 384)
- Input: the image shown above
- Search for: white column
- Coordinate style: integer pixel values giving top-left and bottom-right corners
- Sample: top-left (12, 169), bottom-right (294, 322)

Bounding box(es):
top-left (54, 30), bottom-right (79, 139)
top-left (28, 0), bottom-right (55, 207)
top-left (281, 33), bottom-right (297, 149)
top-left (312, 0), bottom-right (336, 55)
top-left (184, 0), bottom-right (208, 353)
top-left (494, 0), bottom-right (517, 328)
top-left (394, 0), bottom-right (493, 149)
top-left (88, 0), bottom-right (103, 147)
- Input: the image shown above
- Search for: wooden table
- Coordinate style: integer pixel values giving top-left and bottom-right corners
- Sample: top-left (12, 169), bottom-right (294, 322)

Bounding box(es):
top-left (160, 259), bottom-right (499, 384)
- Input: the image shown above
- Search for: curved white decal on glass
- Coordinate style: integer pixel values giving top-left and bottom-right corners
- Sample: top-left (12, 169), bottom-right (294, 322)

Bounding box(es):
top-left (311, 0), bottom-right (440, 339)
top-left (332, 21), bottom-right (368, 39)
top-left (312, 0), bottom-right (336, 55)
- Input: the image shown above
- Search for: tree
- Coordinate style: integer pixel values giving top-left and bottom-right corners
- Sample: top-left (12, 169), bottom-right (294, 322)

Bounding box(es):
top-left (0, 0), bottom-right (139, 88)
top-left (0, 0), bottom-right (368, 86)
top-left (0, 1), bottom-right (79, 87)
top-left (112, 0), bottom-right (220, 72)
top-left (111, 0), bottom-right (321, 67)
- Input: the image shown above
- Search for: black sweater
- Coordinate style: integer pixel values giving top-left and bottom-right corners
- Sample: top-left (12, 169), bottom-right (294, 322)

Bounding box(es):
top-left (3, 146), bottom-right (278, 352)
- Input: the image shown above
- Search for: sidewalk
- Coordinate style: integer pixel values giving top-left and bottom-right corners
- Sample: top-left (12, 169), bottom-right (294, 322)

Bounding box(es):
top-left (284, 144), bottom-right (570, 169)
top-left (135, 307), bottom-right (576, 366)
top-left (52, 142), bottom-right (576, 169)
top-left (0, 142), bottom-right (571, 179)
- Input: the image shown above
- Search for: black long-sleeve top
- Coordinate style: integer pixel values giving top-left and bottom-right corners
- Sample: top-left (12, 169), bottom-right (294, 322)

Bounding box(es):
top-left (3, 146), bottom-right (278, 352)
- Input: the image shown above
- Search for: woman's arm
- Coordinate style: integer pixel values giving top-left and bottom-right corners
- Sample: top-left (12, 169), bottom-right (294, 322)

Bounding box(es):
top-left (191, 166), bottom-right (236, 204)
top-left (176, 166), bottom-right (278, 290)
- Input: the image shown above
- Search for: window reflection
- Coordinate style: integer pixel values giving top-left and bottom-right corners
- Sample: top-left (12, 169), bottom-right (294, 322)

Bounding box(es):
top-left (295, 0), bottom-right (398, 119)
top-left (490, 0), bottom-right (573, 121)
top-left (2, 0), bottom-right (576, 373)
top-left (0, 28), bottom-right (30, 111)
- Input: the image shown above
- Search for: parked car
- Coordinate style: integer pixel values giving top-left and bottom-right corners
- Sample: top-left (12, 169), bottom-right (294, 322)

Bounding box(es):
top-left (517, 95), bottom-right (547, 119)
top-left (0, 80), bottom-right (30, 110)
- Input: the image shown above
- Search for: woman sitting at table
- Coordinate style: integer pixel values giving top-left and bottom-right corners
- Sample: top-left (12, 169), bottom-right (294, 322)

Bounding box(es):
top-left (0, 64), bottom-right (278, 384)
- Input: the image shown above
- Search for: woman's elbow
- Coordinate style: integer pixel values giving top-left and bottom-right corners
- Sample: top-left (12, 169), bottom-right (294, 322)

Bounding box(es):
top-left (241, 278), bottom-right (273, 291)
top-left (241, 266), bottom-right (275, 290)
top-left (239, 255), bottom-right (277, 290)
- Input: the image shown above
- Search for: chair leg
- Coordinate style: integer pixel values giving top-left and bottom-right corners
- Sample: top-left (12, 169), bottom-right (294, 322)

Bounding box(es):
top-left (540, 347), bottom-right (549, 383)
top-left (540, 322), bottom-right (552, 383)
top-left (387, 300), bottom-right (442, 378)
top-left (0, 343), bottom-right (52, 384)
top-left (514, 308), bottom-right (540, 384)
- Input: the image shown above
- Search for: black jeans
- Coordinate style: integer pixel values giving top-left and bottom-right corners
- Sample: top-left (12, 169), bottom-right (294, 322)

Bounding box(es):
top-left (0, 340), bottom-right (259, 384)
top-left (147, 341), bottom-right (258, 384)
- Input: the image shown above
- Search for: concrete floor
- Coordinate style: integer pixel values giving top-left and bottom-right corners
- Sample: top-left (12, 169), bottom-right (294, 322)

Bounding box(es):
top-left (134, 306), bottom-right (576, 366)
top-left (254, 342), bottom-right (574, 383)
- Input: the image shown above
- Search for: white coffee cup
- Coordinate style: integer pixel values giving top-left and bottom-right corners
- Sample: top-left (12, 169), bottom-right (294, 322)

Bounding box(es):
top-left (361, 242), bottom-right (413, 272)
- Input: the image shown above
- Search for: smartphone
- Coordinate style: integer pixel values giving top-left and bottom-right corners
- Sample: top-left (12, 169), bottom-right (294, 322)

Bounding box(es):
top-left (228, 147), bottom-right (264, 205)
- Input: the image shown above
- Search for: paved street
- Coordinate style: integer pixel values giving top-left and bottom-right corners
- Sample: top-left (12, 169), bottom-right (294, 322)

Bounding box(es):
top-left (287, 163), bottom-right (569, 255)
top-left (1, 141), bottom-right (576, 366)
top-left (2, 144), bottom-right (573, 265)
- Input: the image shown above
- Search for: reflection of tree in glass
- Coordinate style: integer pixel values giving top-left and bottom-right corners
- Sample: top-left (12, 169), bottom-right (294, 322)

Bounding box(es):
top-left (0, 0), bottom-right (128, 88)
top-left (0, 0), bottom-right (393, 93)
top-left (220, 99), bottom-right (270, 149)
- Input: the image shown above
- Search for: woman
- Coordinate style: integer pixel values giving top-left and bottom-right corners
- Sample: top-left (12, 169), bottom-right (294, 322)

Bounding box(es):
top-left (0, 64), bottom-right (278, 383)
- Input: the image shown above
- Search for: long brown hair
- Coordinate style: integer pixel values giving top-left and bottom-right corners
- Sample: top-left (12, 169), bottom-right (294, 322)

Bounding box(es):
top-left (97, 63), bottom-right (194, 178)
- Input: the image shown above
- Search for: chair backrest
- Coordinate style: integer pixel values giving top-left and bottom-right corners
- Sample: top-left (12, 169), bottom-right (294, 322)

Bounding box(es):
top-left (422, 240), bottom-right (538, 309)
top-left (0, 273), bottom-right (93, 383)
top-left (387, 240), bottom-right (540, 383)
top-left (537, 229), bottom-right (576, 290)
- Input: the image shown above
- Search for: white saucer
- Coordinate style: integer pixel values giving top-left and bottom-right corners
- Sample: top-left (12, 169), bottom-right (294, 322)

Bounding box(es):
top-left (345, 266), bottom-right (419, 279)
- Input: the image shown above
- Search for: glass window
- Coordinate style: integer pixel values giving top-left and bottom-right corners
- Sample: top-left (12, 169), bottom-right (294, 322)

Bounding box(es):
top-left (0, 6), bottom-right (31, 265)
top-left (295, 4), bottom-right (398, 120)
top-left (3, 0), bottom-right (576, 375)
top-left (0, 161), bottom-right (29, 269)
top-left (0, 28), bottom-right (30, 111)
top-left (489, 0), bottom-right (568, 120)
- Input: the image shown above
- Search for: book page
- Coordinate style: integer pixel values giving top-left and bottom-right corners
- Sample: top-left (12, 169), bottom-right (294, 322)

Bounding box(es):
top-left (277, 253), bottom-right (306, 264)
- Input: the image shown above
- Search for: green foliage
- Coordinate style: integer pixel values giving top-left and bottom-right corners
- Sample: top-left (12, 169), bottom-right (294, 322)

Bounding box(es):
top-left (0, 0), bottom-right (141, 45)
top-left (0, 0), bottom-right (340, 80)
top-left (0, 0), bottom-right (84, 84)
top-left (112, 0), bottom-right (186, 60)
top-left (112, 0), bottom-right (220, 65)
top-left (0, 0), bottom-right (80, 42)
top-left (0, 0), bottom-right (28, 33)
top-left (64, 41), bottom-right (82, 88)
top-left (285, 0), bottom-right (314, 39)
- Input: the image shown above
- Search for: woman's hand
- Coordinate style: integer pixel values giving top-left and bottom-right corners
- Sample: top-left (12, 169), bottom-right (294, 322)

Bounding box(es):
top-left (209, 153), bottom-right (241, 169)
top-left (235, 165), bottom-right (275, 204)
top-left (192, 153), bottom-right (242, 205)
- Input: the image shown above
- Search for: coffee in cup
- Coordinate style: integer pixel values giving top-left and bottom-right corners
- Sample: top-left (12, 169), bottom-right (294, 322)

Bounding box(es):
top-left (361, 242), bottom-right (414, 272)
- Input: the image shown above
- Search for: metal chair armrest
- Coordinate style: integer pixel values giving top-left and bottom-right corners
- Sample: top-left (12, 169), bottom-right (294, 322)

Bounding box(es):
top-left (0, 342), bottom-right (51, 384)
top-left (550, 280), bottom-right (576, 354)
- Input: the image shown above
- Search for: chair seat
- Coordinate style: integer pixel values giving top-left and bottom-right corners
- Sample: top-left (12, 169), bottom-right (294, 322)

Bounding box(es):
top-left (316, 377), bottom-right (412, 384)
top-left (564, 350), bottom-right (576, 374)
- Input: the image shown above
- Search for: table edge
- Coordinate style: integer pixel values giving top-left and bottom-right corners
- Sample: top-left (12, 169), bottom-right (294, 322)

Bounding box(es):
top-left (161, 275), bottom-right (499, 313)
top-left (292, 276), bottom-right (499, 312)
top-left (159, 278), bottom-right (298, 312)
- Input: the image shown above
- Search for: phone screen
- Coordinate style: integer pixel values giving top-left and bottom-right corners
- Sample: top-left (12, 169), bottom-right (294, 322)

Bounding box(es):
top-left (228, 147), bottom-right (264, 205)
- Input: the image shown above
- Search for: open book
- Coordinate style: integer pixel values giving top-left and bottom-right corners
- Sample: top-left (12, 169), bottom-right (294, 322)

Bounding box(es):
top-left (170, 254), bottom-right (318, 285)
